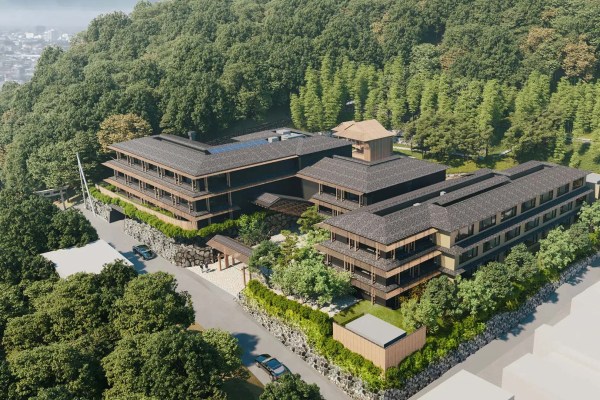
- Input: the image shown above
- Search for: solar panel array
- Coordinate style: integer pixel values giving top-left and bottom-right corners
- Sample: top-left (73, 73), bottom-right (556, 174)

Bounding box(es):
top-left (208, 138), bottom-right (270, 154)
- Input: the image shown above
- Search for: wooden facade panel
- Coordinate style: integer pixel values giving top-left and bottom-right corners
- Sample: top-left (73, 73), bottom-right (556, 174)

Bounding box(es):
top-left (333, 323), bottom-right (386, 369)
top-left (383, 326), bottom-right (426, 369)
top-left (332, 323), bottom-right (427, 370)
top-left (96, 185), bottom-right (197, 230)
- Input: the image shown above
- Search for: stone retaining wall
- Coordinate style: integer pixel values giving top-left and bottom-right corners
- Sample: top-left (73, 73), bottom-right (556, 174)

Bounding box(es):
top-left (240, 252), bottom-right (600, 400)
top-left (87, 198), bottom-right (112, 222)
top-left (383, 251), bottom-right (600, 400)
top-left (88, 197), bottom-right (297, 267)
top-left (239, 297), bottom-right (377, 400)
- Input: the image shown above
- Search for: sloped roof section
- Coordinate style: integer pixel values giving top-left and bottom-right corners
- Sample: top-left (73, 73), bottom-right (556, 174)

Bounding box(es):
top-left (297, 155), bottom-right (447, 193)
top-left (110, 133), bottom-right (350, 177)
top-left (333, 119), bottom-right (395, 142)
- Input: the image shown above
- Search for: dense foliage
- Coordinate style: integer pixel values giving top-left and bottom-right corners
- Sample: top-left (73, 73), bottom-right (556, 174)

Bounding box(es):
top-left (293, 58), bottom-right (600, 164)
top-left (0, 191), bottom-right (243, 399)
top-left (384, 203), bottom-right (600, 387)
top-left (2, 0), bottom-right (600, 190)
top-left (90, 186), bottom-right (268, 239)
top-left (250, 230), bottom-right (352, 306)
top-left (260, 373), bottom-right (324, 400)
top-left (243, 280), bottom-right (383, 389)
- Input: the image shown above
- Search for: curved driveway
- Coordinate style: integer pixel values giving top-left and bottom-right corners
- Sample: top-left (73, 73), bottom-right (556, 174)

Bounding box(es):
top-left (79, 207), bottom-right (349, 400)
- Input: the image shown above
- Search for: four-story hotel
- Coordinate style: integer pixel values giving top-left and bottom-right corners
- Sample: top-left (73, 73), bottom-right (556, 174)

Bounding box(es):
top-left (103, 119), bottom-right (599, 308)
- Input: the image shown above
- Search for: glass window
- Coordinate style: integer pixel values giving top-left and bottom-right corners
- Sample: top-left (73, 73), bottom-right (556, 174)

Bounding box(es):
top-left (459, 247), bottom-right (479, 263)
top-left (479, 215), bottom-right (496, 232)
top-left (501, 206), bottom-right (517, 222)
top-left (540, 190), bottom-right (554, 204)
top-left (483, 236), bottom-right (501, 253)
top-left (573, 177), bottom-right (584, 189)
top-left (505, 226), bottom-right (521, 241)
top-left (543, 209), bottom-right (557, 223)
top-left (557, 184), bottom-right (569, 196)
top-left (560, 202), bottom-right (573, 215)
top-left (525, 217), bottom-right (540, 232)
top-left (456, 224), bottom-right (474, 241)
top-left (521, 198), bottom-right (536, 212)
top-left (576, 195), bottom-right (588, 207)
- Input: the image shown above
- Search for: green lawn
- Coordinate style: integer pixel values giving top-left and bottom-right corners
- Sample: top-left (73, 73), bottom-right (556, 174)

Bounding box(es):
top-left (333, 300), bottom-right (410, 332)
top-left (393, 147), bottom-right (518, 174)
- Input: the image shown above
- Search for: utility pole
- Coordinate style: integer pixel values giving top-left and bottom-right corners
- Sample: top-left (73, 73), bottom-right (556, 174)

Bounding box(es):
top-left (77, 152), bottom-right (96, 218)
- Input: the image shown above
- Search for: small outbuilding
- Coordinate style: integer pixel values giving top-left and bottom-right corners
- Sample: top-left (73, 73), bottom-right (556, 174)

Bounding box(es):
top-left (41, 239), bottom-right (132, 278)
top-left (333, 313), bottom-right (426, 370)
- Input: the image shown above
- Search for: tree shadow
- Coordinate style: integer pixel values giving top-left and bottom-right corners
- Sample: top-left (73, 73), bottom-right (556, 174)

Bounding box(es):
top-left (117, 249), bottom-right (148, 274)
top-left (578, 142), bottom-right (591, 156)
top-left (234, 332), bottom-right (260, 366)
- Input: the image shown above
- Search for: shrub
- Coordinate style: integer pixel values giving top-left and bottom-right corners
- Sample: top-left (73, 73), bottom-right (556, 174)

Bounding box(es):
top-left (90, 187), bottom-right (265, 240)
top-left (243, 281), bottom-right (383, 389)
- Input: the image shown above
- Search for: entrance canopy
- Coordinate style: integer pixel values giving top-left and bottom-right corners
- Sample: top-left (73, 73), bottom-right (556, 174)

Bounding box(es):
top-left (207, 235), bottom-right (252, 265)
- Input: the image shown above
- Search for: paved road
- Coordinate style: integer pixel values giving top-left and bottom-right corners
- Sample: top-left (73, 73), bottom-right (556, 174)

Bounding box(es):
top-left (411, 259), bottom-right (600, 398)
top-left (79, 207), bottom-right (349, 400)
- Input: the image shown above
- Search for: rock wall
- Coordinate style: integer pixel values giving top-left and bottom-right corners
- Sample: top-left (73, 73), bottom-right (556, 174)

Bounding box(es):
top-left (264, 213), bottom-right (297, 235)
top-left (86, 198), bottom-right (112, 222)
top-left (239, 297), bottom-right (377, 400)
top-left (123, 211), bottom-right (297, 268)
top-left (383, 251), bottom-right (600, 400)
top-left (124, 218), bottom-right (215, 266)
top-left (240, 252), bottom-right (600, 400)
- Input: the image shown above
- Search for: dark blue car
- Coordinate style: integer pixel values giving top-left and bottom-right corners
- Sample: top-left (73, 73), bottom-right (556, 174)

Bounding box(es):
top-left (255, 354), bottom-right (290, 380)
top-left (132, 244), bottom-right (157, 260)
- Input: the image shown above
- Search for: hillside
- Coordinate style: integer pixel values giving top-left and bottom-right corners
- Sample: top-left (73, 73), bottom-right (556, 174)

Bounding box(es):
top-left (0, 0), bottom-right (599, 191)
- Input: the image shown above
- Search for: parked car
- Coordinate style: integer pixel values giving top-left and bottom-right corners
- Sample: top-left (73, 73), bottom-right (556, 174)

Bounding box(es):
top-left (255, 354), bottom-right (290, 380)
top-left (132, 244), bottom-right (157, 260)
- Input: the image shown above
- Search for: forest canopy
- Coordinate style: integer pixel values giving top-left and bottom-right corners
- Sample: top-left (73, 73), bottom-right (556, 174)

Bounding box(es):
top-left (1, 0), bottom-right (599, 190)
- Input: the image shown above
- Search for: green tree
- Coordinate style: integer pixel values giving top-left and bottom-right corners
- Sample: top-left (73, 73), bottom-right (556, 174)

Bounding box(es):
top-left (102, 328), bottom-right (237, 400)
top-left (386, 56), bottom-right (407, 128)
top-left (538, 226), bottom-right (576, 277)
top-left (97, 113), bottom-right (152, 153)
top-left (297, 205), bottom-right (324, 234)
top-left (477, 80), bottom-right (504, 156)
top-left (303, 68), bottom-right (324, 132)
top-left (578, 199), bottom-right (600, 232)
top-left (414, 277), bottom-right (458, 333)
top-left (8, 341), bottom-right (103, 400)
top-left (248, 240), bottom-right (281, 273)
top-left (47, 209), bottom-right (98, 249)
top-left (260, 373), bottom-right (323, 400)
top-left (112, 272), bottom-right (194, 337)
top-left (238, 213), bottom-right (270, 246)
top-left (201, 328), bottom-right (243, 378)
top-left (458, 262), bottom-right (514, 319)
top-left (503, 243), bottom-right (539, 286)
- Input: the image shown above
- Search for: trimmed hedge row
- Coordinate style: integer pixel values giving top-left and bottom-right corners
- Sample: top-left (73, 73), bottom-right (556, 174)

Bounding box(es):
top-left (89, 187), bottom-right (264, 239)
top-left (244, 280), bottom-right (384, 389)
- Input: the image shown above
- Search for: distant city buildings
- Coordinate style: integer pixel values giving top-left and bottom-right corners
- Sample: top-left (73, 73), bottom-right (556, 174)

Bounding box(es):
top-left (0, 28), bottom-right (71, 88)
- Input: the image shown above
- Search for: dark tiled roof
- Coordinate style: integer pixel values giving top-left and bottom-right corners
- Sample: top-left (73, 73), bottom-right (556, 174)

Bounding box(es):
top-left (206, 235), bottom-right (253, 259)
top-left (297, 155), bottom-right (447, 193)
top-left (110, 134), bottom-right (350, 177)
top-left (311, 192), bottom-right (361, 211)
top-left (231, 127), bottom-right (311, 142)
top-left (254, 192), bottom-right (310, 208)
top-left (324, 162), bottom-right (590, 245)
top-left (448, 186), bottom-right (592, 255)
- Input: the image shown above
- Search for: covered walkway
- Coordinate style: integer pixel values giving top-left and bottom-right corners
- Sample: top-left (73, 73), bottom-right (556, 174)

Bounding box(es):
top-left (207, 235), bottom-right (253, 285)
